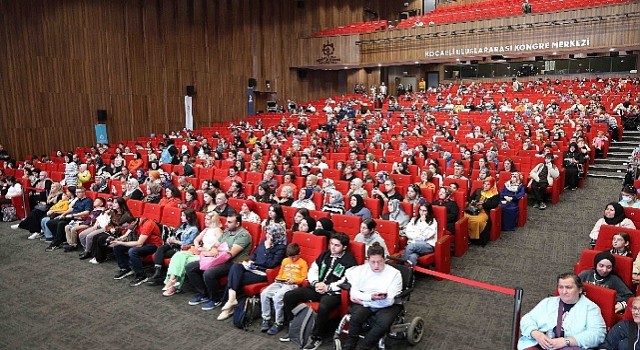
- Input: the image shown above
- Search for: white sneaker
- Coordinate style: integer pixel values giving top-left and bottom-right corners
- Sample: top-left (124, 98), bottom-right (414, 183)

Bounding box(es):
top-left (89, 258), bottom-right (99, 264)
top-left (28, 232), bottom-right (42, 240)
top-left (11, 224), bottom-right (19, 230)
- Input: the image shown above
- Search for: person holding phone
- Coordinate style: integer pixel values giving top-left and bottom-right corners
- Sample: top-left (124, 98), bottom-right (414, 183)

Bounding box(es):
top-left (341, 243), bottom-right (403, 350)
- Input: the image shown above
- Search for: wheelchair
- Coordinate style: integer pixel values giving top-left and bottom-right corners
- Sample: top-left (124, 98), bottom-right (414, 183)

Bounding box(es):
top-left (333, 261), bottom-right (425, 350)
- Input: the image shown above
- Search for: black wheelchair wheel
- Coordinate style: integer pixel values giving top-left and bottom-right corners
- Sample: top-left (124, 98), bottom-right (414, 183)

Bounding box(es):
top-left (406, 317), bottom-right (425, 345)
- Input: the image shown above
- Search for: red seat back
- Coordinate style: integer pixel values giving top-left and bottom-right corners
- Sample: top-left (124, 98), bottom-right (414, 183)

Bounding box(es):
top-left (142, 203), bottom-right (163, 222)
top-left (161, 206), bottom-right (183, 228)
top-left (331, 214), bottom-right (362, 238)
top-left (574, 249), bottom-right (634, 290)
top-left (373, 219), bottom-right (400, 255)
top-left (292, 232), bottom-right (327, 266)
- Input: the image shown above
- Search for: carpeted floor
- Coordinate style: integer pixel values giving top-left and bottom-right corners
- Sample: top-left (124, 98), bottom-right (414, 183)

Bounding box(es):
top-left (0, 177), bottom-right (622, 350)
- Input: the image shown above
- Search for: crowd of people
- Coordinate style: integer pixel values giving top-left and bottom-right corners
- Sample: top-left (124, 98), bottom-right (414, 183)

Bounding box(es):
top-left (1, 76), bottom-right (640, 348)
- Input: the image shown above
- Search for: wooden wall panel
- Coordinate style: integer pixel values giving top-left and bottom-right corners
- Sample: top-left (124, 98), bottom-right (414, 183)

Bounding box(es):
top-left (0, 0), bottom-right (377, 159)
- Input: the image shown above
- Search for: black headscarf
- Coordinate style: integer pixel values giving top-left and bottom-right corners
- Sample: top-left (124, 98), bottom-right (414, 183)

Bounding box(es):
top-left (349, 194), bottom-right (365, 214)
top-left (604, 202), bottom-right (626, 225)
top-left (593, 250), bottom-right (616, 279)
top-left (313, 217), bottom-right (335, 242)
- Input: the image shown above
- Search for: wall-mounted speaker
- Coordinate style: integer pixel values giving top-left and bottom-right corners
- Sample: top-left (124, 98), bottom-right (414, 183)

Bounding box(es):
top-left (186, 85), bottom-right (195, 96)
top-left (248, 78), bottom-right (257, 87)
top-left (610, 51), bottom-right (619, 57)
top-left (535, 56), bottom-right (543, 61)
top-left (297, 69), bottom-right (307, 80)
top-left (97, 109), bottom-right (107, 123)
top-left (569, 54), bottom-right (575, 59)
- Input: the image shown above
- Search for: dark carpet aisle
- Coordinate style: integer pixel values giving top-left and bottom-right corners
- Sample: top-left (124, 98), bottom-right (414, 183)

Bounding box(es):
top-left (0, 177), bottom-right (622, 350)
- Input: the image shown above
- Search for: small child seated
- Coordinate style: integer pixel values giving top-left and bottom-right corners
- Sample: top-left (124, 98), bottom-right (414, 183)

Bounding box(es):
top-left (592, 130), bottom-right (608, 158)
top-left (259, 242), bottom-right (308, 335)
top-left (610, 232), bottom-right (632, 257)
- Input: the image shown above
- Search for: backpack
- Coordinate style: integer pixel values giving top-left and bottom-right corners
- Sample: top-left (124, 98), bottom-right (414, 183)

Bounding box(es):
top-left (287, 303), bottom-right (317, 348)
top-left (232, 296), bottom-right (261, 330)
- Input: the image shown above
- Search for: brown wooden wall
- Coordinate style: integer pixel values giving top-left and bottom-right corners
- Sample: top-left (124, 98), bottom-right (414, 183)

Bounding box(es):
top-left (0, 0), bottom-right (368, 159)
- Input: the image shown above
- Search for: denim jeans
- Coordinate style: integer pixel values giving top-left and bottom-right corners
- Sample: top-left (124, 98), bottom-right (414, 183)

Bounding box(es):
top-left (402, 241), bottom-right (434, 265)
top-left (260, 282), bottom-right (297, 323)
top-left (41, 216), bottom-right (52, 239)
top-left (113, 243), bottom-right (157, 277)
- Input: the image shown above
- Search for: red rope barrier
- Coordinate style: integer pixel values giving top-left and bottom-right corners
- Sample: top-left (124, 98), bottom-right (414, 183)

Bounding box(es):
top-left (413, 266), bottom-right (516, 296)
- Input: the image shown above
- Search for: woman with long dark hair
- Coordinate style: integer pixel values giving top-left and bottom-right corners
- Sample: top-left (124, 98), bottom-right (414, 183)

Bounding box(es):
top-left (402, 203), bottom-right (437, 265)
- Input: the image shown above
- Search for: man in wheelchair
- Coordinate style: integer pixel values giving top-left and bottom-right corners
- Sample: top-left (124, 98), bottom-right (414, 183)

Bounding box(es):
top-left (341, 243), bottom-right (403, 350)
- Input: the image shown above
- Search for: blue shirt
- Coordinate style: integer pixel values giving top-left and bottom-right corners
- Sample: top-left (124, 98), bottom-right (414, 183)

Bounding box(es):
top-left (71, 197), bottom-right (93, 214)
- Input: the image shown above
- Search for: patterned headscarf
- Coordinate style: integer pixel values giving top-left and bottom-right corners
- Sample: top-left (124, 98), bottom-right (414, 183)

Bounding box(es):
top-left (265, 223), bottom-right (287, 246)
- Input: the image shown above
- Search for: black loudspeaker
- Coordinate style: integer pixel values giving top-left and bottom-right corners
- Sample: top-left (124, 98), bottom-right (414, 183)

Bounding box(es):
top-left (610, 51), bottom-right (619, 57)
top-left (297, 69), bottom-right (307, 80)
top-left (248, 78), bottom-right (257, 87)
top-left (186, 85), bottom-right (195, 96)
top-left (569, 54), bottom-right (575, 59)
top-left (97, 109), bottom-right (107, 123)
top-left (535, 56), bottom-right (543, 61)
top-left (364, 67), bottom-right (373, 74)
top-left (470, 60), bottom-right (479, 64)
top-left (296, 0), bottom-right (305, 8)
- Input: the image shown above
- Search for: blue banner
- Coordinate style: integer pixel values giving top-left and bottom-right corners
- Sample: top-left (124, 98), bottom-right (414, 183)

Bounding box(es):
top-left (95, 124), bottom-right (108, 144)
top-left (247, 87), bottom-right (255, 116)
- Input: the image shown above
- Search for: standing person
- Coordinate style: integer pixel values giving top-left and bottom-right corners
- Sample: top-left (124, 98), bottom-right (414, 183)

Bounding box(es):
top-left (529, 153), bottom-right (559, 210)
top-left (500, 172), bottom-right (526, 231)
top-left (185, 214), bottom-right (252, 311)
top-left (517, 273), bottom-right (606, 350)
top-left (282, 232), bottom-right (357, 350)
top-left (341, 244), bottom-right (403, 350)
top-left (563, 142), bottom-right (585, 191)
top-left (260, 243), bottom-right (309, 335)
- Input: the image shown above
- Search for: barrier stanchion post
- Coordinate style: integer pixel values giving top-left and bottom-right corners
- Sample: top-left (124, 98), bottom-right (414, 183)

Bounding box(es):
top-left (511, 287), bottom-right (524, 350)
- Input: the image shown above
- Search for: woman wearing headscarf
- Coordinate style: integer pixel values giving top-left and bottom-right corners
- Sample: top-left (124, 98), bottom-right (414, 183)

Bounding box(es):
top-left (563, 142), bottom-right (585, 191)
top-left (345, 194), bottom-right (372, 220)
top-left (239, 200), bottom-right (261, 224)
top-left (589, 202), bottom-right (636, 247)
top-left (322, 189), bottom-right (345, 215)
top-left (578, 251), bottom-right (633, 313)
top-left (313, 217), bottom-right (335, 241)
top-left (381, 198), bottom-right (410, 236)
top-left (500, 172), bottom-right (526, 232)
top-left (122, 178), bottom-right (144, 200)
top-left (90, 174), bottom-right (110, 194)
top-left (291, 188), bottom-right (316, 210)
top-left (432, 187), bottom-right (460, 234)
top-left (146, 170), bottom-right (161, 185)
top-left (77, 163), bottom-right (92, 188)
top-left (465, 176), bottom-right (500, 246)
top-left (321, 178), bottom-right (336, 194)
top-left (216, 223), bottom-right (287, 321)
top-left (143, 182), bottom-right (163, 204)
